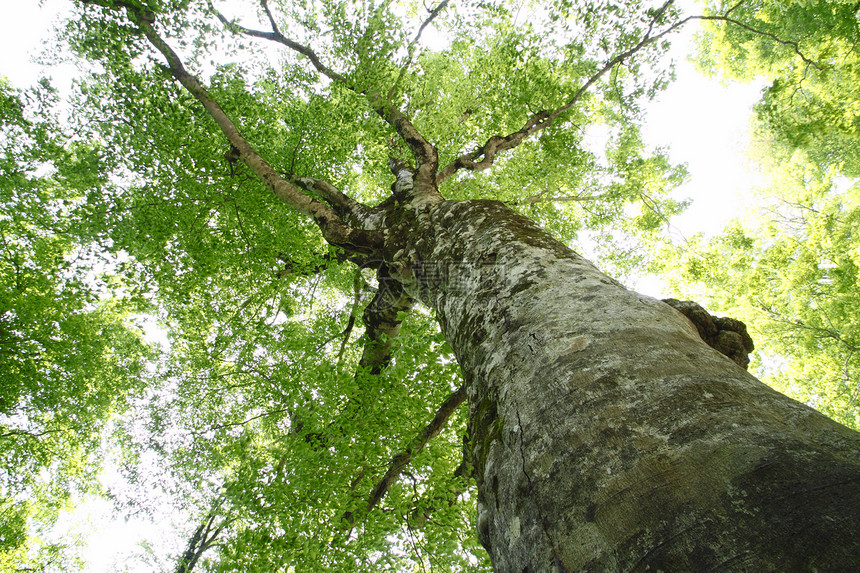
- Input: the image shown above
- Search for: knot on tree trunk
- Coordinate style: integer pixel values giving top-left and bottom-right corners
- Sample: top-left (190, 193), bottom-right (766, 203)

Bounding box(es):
top-left (663, 298), bottom-right (755, 369)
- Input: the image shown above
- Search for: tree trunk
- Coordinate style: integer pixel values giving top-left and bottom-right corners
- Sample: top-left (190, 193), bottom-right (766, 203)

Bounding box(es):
top-left (392, 199), bottom-right (860, 572)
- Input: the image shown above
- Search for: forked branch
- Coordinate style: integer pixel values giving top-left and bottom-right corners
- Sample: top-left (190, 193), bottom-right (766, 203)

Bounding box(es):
top-left (436, 0), bottom-right (685, 184)
top-left (294, 177), bottom-right (383, 229)
top-left (207, 0), bottom-right (441, 189)
top-left (176, 506), bottom-right (235, 573)
top-left (207, 0), bottom-right (349, 84)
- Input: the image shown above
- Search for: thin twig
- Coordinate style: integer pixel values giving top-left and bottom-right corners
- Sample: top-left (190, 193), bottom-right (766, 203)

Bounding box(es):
top-left (695, 14), bottom-right (821, 70)
top-left (207, 0), bottom-right (349, 84)
top-left (193, 406), bottom-right (291, 436)
top-left (0, 428), bottom-right (63, 439)
top-left (508, 187), bottom-right (602, 206)
top-left (387, 0), bottom-right (451, 101)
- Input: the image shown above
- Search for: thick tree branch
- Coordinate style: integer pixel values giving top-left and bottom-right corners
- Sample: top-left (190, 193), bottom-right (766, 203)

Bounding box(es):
top-left (344, 384), bottom-right (467, 525)
top-left (277, 250), bottom-right (365, 278)
top-left (85, 2), bottom-right (384, 254)
top-left (436, 0), bottom-right (820, 184)
top-left (334, 269), bottom-right (371, 363)
top-left (379, 107), bottom-right (440, 191)
top-left (294, 177), bottom-right (389, 230)
top-left (435, 111), bottom-right (552, 184)
top-left (258, 0), bottom-right (281, 36)
top-left (358, 266), bottom-right (415, 375)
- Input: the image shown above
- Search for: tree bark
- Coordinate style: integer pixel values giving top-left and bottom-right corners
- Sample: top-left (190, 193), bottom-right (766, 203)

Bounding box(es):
top-left (390, 198), bottom-right (860, 572)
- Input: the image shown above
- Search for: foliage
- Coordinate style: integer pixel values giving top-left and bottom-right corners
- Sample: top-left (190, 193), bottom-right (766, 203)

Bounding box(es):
top-left (697, 0), bottom-right (860, 175)
top-left (0, 77), bottom-right (155, 568)
top-left (655, 146), bottom-right (860, 429)
top-left (45, 0), bottom-right (690, 569)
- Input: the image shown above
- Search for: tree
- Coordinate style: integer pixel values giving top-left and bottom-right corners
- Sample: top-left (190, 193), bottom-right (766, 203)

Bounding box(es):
top-left (9, 0), bottom-right (860, 570)
top-left (696, 0), bottom-right (860, 176)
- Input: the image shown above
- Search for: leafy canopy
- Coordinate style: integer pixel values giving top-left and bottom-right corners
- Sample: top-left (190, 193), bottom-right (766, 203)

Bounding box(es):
top-left (0, 76), bottom-right (155, 569)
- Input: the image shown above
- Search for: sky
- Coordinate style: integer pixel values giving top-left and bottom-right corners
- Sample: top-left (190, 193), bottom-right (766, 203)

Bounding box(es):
top-left (0, 1), bottom-right (765, 570)
top-left (643, 34), bottom-right (765, 242)
top-left (0, 0), bottom-right (70, 85)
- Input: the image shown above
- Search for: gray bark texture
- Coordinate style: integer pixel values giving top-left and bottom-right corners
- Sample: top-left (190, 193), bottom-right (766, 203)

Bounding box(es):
top-left (389, 198), bottom-right (860, 572)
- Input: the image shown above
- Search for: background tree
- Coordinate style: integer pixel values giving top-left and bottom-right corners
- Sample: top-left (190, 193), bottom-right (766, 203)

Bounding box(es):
top-left (4, 0), bottom-right (860, 571)
top-left (697, 0), bottom-right (860, 175)
top-left (656, 146), bottom-right (860, 430)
